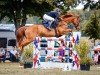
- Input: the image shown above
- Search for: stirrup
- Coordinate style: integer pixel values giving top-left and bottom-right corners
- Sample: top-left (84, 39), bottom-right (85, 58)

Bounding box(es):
top-left (47, 27), bottom-right (51, 30)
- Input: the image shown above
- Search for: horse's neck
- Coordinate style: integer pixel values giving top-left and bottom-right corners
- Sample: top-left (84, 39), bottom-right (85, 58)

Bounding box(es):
top-left (64, 17), bottom-right (74, 23)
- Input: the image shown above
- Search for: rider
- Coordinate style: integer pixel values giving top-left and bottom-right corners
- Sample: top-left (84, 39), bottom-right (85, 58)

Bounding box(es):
top-left (43, 8), bottom-right (62, 30)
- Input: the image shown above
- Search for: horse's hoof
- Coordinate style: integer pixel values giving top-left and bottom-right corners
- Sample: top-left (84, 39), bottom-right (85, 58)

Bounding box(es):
top-left (18, 47), bottom-right (22, 51)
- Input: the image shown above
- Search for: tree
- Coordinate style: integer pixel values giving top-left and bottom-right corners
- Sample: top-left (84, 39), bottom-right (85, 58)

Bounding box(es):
top-left (83, 11), bottom-right (100, 45)
top-left (0, 0), bottom-right (54, 28)
top-left (53, 0), bottom-right (78, 12)
top-left (0, 0), bottom-right (82, 29)
top-left (83, 0), bottom-right (100, 10)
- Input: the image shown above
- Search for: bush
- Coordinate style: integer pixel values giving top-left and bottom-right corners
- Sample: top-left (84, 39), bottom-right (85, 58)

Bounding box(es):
top-left (75, 40), bottom-right (91, 64)
top-left (80, 57), bottom-right (91, 64)
top-left (21, 43), bottom-right (33, 63)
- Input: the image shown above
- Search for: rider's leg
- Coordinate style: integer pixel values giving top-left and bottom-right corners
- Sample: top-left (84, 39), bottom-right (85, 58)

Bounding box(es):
top-left (43, 14), bottom-right (54, 29)
top-left (48, 20), bottom-right (54, 29)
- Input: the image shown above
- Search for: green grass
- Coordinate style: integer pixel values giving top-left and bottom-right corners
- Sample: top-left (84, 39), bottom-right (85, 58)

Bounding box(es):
top-left (0, 62), bottom-right (100, 75)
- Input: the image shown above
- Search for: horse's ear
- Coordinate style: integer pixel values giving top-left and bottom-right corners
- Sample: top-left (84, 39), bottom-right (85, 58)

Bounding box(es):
top-left (77, 15), bottom-right (80, 19)
top-left (67, 12), bottom-right (74, 16)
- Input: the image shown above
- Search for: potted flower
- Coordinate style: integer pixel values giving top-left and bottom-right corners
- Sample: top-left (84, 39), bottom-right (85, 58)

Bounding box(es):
top-left (21, 43), bottom-right (33, 68)
top-left (75, 40), bottom-right (91, 71)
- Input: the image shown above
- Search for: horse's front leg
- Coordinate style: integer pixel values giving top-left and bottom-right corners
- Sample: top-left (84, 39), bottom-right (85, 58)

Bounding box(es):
top-left (18, 38), bottom-right (30, 53)
top-left (63, 28), bottom-right (72, 34)
top-left (61, 28), bottom-right (72, 35)
top-left (66, 28), bottom-right (72, 32)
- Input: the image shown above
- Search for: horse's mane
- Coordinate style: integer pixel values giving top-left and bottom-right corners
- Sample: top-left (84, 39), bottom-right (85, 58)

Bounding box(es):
top-left (61, 14), bottom-right (74, 18)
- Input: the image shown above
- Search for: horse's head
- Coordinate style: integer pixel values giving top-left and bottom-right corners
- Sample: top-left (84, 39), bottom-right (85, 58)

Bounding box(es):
top-left (72, 15), bottom-right (80, 30)
top-left (60, 14), bottom-right (80, 30)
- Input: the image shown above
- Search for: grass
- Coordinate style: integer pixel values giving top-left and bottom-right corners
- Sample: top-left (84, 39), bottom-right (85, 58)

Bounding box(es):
top-left (0, 62), bottom-right (100, 75)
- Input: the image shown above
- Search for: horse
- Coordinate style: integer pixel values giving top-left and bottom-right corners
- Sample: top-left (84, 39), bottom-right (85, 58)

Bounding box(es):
top-left (60, 13), bottom-right (80, 30)
top-left (16, 14), bottom-right (80, 53)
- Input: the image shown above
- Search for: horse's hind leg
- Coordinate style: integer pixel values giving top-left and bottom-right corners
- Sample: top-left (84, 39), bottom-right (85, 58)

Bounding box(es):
top-left (19, 39), bottom-right (31, 53)
top-left (19, 35), bottom-right (36, 53)
top-left (18, 37), bottom-right (25, 53)
top-left (16, 34), bottom-right (24, 52)
top-left (16, 33), bottom-right (23, 50)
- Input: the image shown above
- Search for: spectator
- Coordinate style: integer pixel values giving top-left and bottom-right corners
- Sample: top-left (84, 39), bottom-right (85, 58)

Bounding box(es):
top-left (93, 51), bottom-right (98, 65)
top-left (98, 51), bottom-right (100, 64)
top-left (9, 46), bottom-right (19, 62)
top-left (0, 45), bottom-right (6, 62)
top-left (5, 48), bottom-right (10, 61)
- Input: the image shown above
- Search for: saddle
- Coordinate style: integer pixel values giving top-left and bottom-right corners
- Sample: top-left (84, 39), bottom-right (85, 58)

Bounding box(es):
top-left (42, 20), bottom-right (58, 30)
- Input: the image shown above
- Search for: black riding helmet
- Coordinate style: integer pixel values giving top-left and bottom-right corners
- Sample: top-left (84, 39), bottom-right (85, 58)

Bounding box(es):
top-left (54, 8), bottom-right (62, 15)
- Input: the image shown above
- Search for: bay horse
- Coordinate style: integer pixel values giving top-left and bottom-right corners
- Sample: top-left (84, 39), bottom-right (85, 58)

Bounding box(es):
top-left (16, 14), bottom-right (80, 53)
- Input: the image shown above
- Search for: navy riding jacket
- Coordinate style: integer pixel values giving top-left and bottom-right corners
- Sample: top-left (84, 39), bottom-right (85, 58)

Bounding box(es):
top-left (46, 11), bottom-right (59, 19)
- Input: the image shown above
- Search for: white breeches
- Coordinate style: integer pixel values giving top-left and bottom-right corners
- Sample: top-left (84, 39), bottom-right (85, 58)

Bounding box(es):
top-left (43, 14), bottom-right (54, 21)
top-left (43, 14), bottom-right (55, 27)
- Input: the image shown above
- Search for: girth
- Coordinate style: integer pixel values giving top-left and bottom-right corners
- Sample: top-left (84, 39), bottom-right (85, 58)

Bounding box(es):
top-left (54, 28), bottom-right (61, 37)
